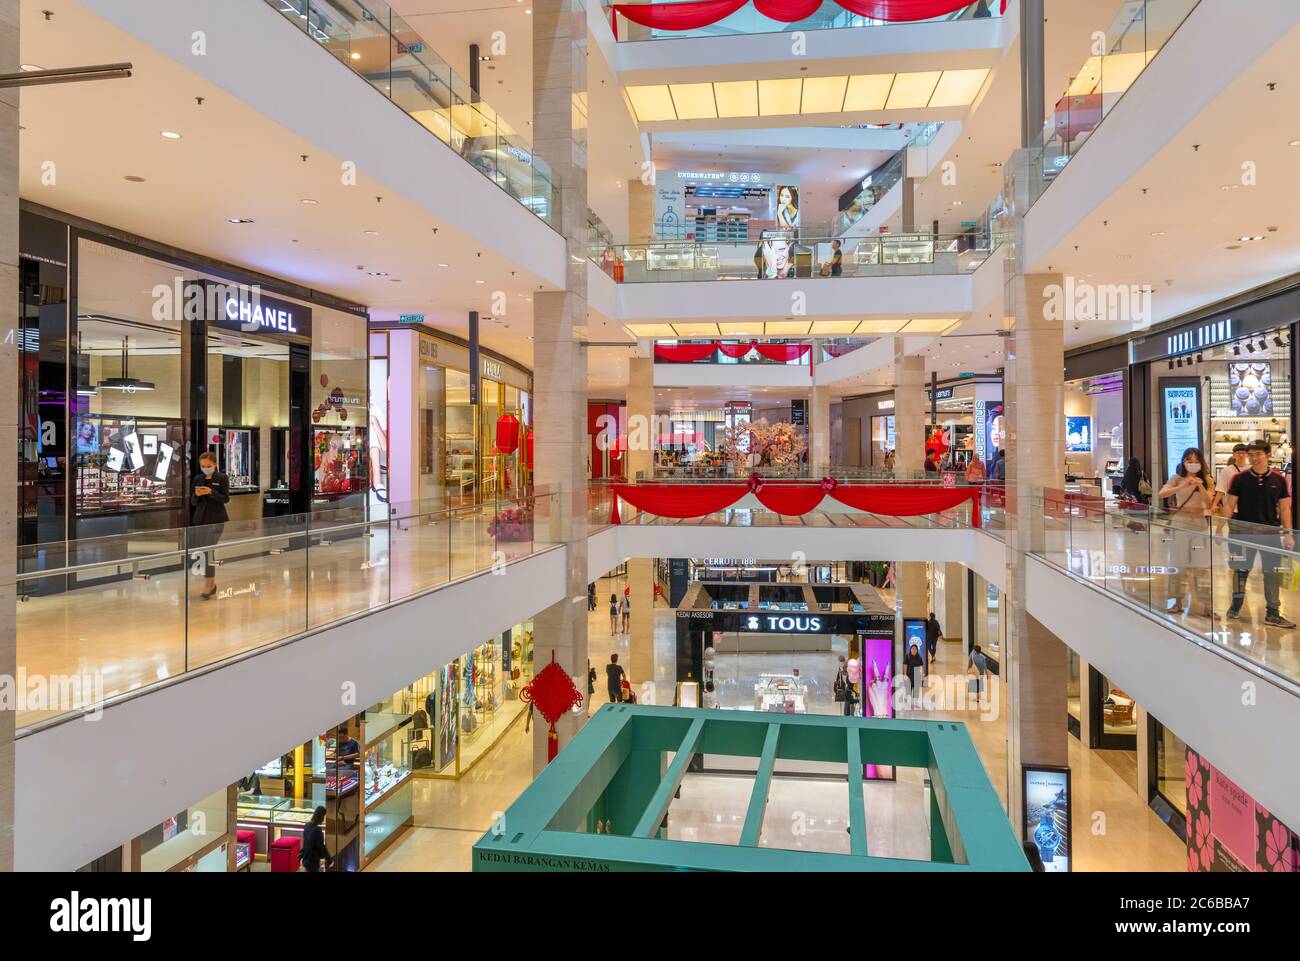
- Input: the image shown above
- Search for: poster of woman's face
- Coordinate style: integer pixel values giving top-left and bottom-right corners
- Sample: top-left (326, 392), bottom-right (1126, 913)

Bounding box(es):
top-left (775, 185), bottom-right (799, 228)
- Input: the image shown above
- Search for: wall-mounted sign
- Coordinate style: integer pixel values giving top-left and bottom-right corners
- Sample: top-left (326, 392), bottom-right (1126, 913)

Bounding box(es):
top-left (742, 614), bottom-right (824, 633)
top-left (186, 280), bottom-right (312, 338)
top-left (418, 337), bottom-right (439, 362)
top-left (482, 357), bottom-right (503, 381)
top-left (399, 313), bottom-right (425, 324)
top-left (1131, 289), bottom-right (1299, 363)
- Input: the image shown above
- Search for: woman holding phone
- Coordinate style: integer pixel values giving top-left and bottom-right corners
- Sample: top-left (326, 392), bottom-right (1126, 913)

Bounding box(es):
top-left (191, 451), bottom-right (231, 599)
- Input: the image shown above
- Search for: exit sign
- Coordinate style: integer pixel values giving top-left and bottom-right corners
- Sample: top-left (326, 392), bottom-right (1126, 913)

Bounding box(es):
top-left (398, 314), bottom-right (425, 324)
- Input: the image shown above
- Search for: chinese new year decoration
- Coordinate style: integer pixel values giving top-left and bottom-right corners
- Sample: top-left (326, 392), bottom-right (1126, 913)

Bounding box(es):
top-left (520, 652), bottom-right (585, 762)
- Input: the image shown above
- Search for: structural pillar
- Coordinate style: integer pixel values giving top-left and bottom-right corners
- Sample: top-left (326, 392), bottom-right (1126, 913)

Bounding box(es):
top-left (627, 180), bottom-right (654, 245)
top-left (893, 343), bottom-right (925, 475)
top-left (626, 356), bottom-right (653, 482)
top-left (810, 385), bottom-right (830, 474)
top-left (531, 0), bottom-right (589, 774)
top-left (0, 0), bottom-right (18, 872)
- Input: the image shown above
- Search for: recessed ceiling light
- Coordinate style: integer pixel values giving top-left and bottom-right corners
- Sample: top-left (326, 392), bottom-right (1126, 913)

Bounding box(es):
top-left (301, 198), bottom-right (319, 205)
top-left (1150, 231), bottom-right (1165, 236)
top-left (364, 230), bottom-right (380, 236)
top-left (123, 175), bottom-right (146, 183)
top-left (226, 217), bottom-right (255, 224)
top-left (1289, 139), bottom-right (1300, 147)
top-left (368, 271), bottom-right (388, 277)
top-left (20, 64), bottom-right (42, 72)
top-left (160, 130), bottom-right (182, 140)
top-left (350, 52), bottom-right (361, 61)
top-left (437, 263), bottom-right (449, 268)
top-left (475, 280), bottom-right (485, 284)
top-left (1220, 184), bottom-right (1238, 190)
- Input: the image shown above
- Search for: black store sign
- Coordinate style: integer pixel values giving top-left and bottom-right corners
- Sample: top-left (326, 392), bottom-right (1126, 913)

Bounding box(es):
top-left (677, 609), bottom-right (893, 638)
top-left (1131, 289), bottom-right (1299, 363)
top-left (190, 280), bottom-right (313, 339)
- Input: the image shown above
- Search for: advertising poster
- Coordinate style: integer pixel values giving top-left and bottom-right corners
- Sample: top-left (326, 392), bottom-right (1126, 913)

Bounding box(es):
top-left (1023, 766), bottom-right (1072, 871)
top-left (654, 183), bottom-right (686, 239)
top-left (982, 402), bottom-right (1005, 461)
top-left (1185, 747), bottom-right (1299, 872)
top-left (773, 185), bottom-right (800, 229)
top-left (1161, 383), bottom-right (1201, 479)
top-left (1229, 362), bottom-right (1272, 416)
top-left (1065, 416), bottom-right (1092, 452)
top-left (859, 633), bottom-right (894, 781)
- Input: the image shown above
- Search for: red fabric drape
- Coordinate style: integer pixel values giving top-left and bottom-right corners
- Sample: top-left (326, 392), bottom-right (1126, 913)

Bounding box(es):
top-left (612, 0), bottom-right (746, 38)
top-left (754, 484), bottom-right (827, 515)
top-left (715, 341), bottom-right (756, 359)
top-left (828, 484), bottom-right (978, 525)
top-left (753, 0), bottom-right (823, 20)
top-left (612, 484), bottom-right (746, 519)
top-left (832, 0), bottom-right (1000, 19)
top-left (753, 342), bottom-right (811, 363)
top-left (611, 0), bottom-right (1002, 39)
top-left (654, 342), bottom-right (718, 363)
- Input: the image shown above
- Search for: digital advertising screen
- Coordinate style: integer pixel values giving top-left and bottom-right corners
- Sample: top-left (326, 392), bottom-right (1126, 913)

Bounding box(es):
top-left (1065, 416), bottom-right (1093, 452)
top-left (1022, 765), bottom-right (1072, 872)
top-left (1161, 382), bottom-right (1201, 479)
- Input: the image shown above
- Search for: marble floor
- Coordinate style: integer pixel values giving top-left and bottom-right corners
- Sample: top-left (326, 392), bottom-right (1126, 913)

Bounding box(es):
top-left (367, 575), bottom-right (1188, 872)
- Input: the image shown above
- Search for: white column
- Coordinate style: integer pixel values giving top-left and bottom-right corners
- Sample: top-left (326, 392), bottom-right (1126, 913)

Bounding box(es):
top-left (1002, 147), bottom-right (1069, 830)
top-left (531, 0), bottom-right (589, 774)
top-left (893, 343), bottom-right (925, 475)
top-left (626, 356), bottom-right (653, 482)
top-left (810, 385), bottom-right (831, 473)
top-left (0, 0), bottom-right (17, 871)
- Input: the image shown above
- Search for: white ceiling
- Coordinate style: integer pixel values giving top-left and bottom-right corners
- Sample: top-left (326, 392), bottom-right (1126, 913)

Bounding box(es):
top-left (1032, 18), bottom-right (1300, 341)
top-left (18, 0), bottom-right (559, 368)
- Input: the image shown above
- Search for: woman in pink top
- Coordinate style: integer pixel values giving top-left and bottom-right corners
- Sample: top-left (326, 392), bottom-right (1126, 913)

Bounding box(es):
top-left (1157, 446), bottom-right (1214, 615)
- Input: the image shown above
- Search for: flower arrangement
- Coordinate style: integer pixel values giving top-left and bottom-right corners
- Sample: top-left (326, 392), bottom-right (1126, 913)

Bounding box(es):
top-left (718, 418), bottom-right (807, 471)
top-left (488, 505), bottom-right (534, 542)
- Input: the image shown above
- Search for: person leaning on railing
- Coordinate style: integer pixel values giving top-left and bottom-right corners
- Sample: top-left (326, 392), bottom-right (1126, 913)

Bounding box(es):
top-left (1217, 440), bottom-right (1296, 628)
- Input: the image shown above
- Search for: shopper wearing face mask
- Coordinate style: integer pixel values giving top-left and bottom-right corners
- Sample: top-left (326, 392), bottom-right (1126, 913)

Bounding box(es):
top-left (190, 451), bottom-right (231, 600)
top-left (1157, 447), bottom-right (1213, 616)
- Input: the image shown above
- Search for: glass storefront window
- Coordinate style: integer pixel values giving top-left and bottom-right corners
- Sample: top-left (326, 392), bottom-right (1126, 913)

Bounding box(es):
top-left (971, 571), bottom-right (1001, 662)
top-left (1099, 674), bottom-right (1137, 737)
top-left (138, 787), bottom-right (229, 872)
top-left (1154, 720), bottom-right (1187, 818)
top-left (312, 308), bottom-right (369, 508)
top-left (1067, 650), bottom-right (1081, 725)
top-left (1064, 372), bottom-right (1125, 498)
top-left (445, 369), bottom-right (475, 506)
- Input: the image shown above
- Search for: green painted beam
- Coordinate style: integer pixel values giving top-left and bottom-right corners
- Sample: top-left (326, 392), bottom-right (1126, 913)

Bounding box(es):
top-left (473, 706), bottom-right (1028, 872)
top-left (739, 723), bottom-right (781, 848)
top-left (846, 728), bottom-right (868, 858)
top-left (632, 717), bottom-right (706, 838)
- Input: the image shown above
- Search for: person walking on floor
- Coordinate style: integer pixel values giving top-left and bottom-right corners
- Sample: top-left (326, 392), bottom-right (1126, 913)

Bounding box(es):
top-left (620, 591), bottom-right (630, 633)
top-left (925, 613), bottom-right (942, 664)
top-left (609, 593), bottom-right (619, 635)
top-left (904, 644), bottom-right (926, 708)
top-left (300, 806), bottom-right (333, 873)
top-left (190, 450), bottom-right (230, 600)
top-left (967, 644), bottom-right (989, 707)
top-left (605, 653), bottom-right (627, 704)
top-left (1220, 440), bottom-right (1296, 627)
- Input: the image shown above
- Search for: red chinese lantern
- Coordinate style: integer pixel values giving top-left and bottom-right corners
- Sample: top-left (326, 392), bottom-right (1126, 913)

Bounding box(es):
top-left (524, 429), bottom-right (534, 469)
top-left (495, 413), bottom-right (520, 455)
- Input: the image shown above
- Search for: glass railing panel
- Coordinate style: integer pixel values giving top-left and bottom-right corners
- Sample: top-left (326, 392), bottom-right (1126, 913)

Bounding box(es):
top-left (262, 0), bottom-right (558, 229)
top-left (185, 516), bottom-right (312, 671)
top-left (16, 549), bottom-right (189, 727)
top-left (305, 506), bottom-right (389, 629)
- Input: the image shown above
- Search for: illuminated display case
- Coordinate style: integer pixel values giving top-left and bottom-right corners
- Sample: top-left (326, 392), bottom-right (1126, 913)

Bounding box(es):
top-left (881, 233), bottom-right (935, 265)
top-left (646, 245), bottom-right (697, 271)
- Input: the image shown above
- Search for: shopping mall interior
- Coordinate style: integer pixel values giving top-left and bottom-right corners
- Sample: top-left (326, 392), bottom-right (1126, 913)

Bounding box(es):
top-left (1, 0), bottom-right (1299, 896)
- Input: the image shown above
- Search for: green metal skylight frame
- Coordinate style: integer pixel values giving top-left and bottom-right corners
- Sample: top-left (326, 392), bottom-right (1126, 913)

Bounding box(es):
top-left (473, 704), bottom-right (1027, 872)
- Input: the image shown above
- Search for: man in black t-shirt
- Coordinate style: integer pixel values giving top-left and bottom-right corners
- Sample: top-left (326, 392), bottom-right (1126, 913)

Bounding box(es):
top-left (1221, 441), bottom-right (1295, 627)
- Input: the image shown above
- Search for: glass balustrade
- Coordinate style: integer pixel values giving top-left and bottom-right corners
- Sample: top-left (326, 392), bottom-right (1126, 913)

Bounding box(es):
top-left (1022, 0), bottom-right (1201, 212)
top-left (264, 0), bottom-right (558, 228)
top-left (592, 231), bottom-right (997, 282)
top-left (1030, 488), bottom-right (1300, 690)
top-left (14, 490), bottom-right (560, 731)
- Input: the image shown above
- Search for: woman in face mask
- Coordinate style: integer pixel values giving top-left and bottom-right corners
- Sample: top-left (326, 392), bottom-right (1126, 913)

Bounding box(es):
top-left (190, 451), bottom-right (231, 599)
top-left (1157, 446), bottom-right (1214, 616)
